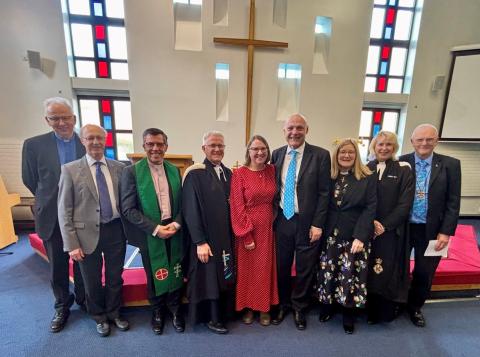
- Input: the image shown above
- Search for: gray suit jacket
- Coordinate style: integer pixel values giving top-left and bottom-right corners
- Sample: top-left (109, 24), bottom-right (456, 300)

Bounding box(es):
top-left (58, 156), bottom-right (125, 254)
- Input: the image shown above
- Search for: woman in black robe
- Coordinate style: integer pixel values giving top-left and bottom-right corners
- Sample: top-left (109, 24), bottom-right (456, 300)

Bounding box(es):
top-left (366, 130), bottom-right (414, 323)
top-left (317, 138), bottom-right (376, 334)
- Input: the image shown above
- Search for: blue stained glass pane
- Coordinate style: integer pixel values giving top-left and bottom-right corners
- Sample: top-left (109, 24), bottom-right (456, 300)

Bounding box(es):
top-left (94, 3), bottom-right (103, 16)
top-left (105, 148), bottom-right (115, 159)
top-left (380, 61), bottom-right (388, 75)
top-left (384, 27), bottom-right (392, 39)
top-left (97, 43), bottom-right (107, 58)
top-left (373, 124), bottom-right (381, 136)
top-left (103, 115), bottom-right (112, 129)
top-left (389, 0), bottom-right (397, 5)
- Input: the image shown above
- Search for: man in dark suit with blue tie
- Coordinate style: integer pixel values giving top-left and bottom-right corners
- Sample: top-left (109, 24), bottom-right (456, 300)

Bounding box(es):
top-left (400, 124), bottom-right (461, 328)
top-left (270, 113), bottom-right (331, 330)
top-left (22, 97), bottom-right (86, 332)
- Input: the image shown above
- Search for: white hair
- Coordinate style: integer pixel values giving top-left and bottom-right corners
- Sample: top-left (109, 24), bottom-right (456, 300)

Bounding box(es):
top-left (202, 131), bottom-right (224, 145)
top-left (43, 97), bottom-right (73, 116)
top-left (411, 123), bottom-right (439, 139)
top-left (80, 124), bottom-right (107, 138)
top-left (284, 113), bottom-right (309, 128)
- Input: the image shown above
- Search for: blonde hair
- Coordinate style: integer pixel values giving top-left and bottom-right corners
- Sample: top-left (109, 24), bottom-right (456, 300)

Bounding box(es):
top-left (331, 138), bottom-right (372, 180)
top-left (368, 130), bottom-right (399, 161)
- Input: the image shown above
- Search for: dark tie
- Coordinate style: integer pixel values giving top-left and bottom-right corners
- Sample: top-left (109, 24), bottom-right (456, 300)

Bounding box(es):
top-left (95, 161), bottom-right (113, 223)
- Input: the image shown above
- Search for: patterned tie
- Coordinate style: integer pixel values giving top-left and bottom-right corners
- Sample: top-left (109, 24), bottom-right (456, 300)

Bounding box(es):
top-left (412, 160), bottom-right (428, 222)
top-left (283, 150), bottom-right (297, 220)
top-left (95, 161), bottom-right (113, 223)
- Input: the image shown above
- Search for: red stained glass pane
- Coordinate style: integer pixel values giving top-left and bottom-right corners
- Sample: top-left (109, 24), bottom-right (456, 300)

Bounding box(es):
top-left (378, 77), bottom-right (386, 91)
top-left (105, 132), bottom-right (113, 147)
top-left (386, 8), bottom-right (395, 25)
top-left (374, 111), bottom-right (382, 124)
top-left (95, 25), bottom-right (105, 40)
top-left (101, 100), bottom-right (111, 113)
top-left (98, 61), bottom-right (108, 77)
top-left (381, 46), bottom-right (391, 59)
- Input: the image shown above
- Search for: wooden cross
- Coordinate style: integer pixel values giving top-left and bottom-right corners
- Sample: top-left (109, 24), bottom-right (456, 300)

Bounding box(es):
top-left (214, 0), bottom-right (288, 144)
top-left (0, 175), bottom-right (20, 249)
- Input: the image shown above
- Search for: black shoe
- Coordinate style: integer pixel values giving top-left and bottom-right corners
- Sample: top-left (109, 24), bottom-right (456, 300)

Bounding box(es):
top-left (112, 317), bottom-right (130, 331)
top-left (343, 309), bottom-right (355, 334)
top-left (50, 310), bottom-right (70, 333)
top-left (207, 321), bottom-right (228, 334)
top-left (172, 313), bottom-right (185, 333)
top-left (271, 307), bottom-right (288, 325)
top-left (367, 313), bottom-right (379, 325)
top-left (343, 322), bottom-right (354, 334)
top-left (410, 310), bottom-right (426, 327)
top-left (96, 321), bottom-right (110, 337)
top-left (293, 310), bottom-right (307, 330)
top-left (151, 309), bottom-right (165, 335)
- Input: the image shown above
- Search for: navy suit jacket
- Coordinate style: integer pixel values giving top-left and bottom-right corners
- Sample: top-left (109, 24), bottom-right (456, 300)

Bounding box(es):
top-left (22, 131), bottom-right (85, 240)
top-left (271, 142), bottom-right (331, 238)
top-left (399, 152), bottom-right (461, 241)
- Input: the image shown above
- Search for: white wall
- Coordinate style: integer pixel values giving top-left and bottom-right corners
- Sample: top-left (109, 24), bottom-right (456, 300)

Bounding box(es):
top-left (0, 0), bottom-right (72, 140)
top-left (125, 0), bottom-right (373, 166)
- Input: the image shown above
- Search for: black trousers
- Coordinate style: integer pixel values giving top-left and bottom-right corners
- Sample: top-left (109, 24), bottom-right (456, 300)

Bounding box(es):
top-left (139, 236), bottom-right (182, 314)
top-left (275, 211), bottom-right (320, 311)
top-left (42, 224), bottom-right (85, 313)
top-left (78, 219), bottom-right (126, 323)
top-left (407, 223), bottom-right (441, 311)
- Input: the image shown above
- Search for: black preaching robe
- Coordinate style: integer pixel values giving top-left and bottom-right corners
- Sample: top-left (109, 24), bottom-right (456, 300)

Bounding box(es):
top-left (182, 159), bottom-right (235, 310)
top-left (367, 159), bottom-right (414, 304)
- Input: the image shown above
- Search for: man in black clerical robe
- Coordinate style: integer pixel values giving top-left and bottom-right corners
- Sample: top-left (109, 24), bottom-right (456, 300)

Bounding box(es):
top-left (182, 131), bottom-right (235, 334)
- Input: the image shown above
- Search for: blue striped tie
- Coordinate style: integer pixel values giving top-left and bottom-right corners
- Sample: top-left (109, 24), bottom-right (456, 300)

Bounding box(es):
top-left (95, 162), bottom-right (113, 223)
top-left (283, 150), bottom-right (297, 220)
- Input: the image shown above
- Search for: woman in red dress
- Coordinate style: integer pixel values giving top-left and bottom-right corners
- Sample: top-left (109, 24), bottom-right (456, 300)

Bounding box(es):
top-left (230, 135), bottom-right (279, 326)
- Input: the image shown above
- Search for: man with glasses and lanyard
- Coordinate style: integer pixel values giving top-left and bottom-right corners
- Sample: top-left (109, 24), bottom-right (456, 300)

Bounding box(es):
top-left (400, 124), bottom-right (461, 328)
top-left (22, 97), bottom-right (86, 332)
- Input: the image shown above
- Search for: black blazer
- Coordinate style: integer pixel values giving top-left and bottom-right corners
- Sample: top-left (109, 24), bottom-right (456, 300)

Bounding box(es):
top-left (120, 163), bottom-right (182, 250)
top-left (271, 142), bottom-right (331, 238)
top-left (21, 131), bottom-right (85, 241)
top-left (399, 152), bottom-right (461, 241)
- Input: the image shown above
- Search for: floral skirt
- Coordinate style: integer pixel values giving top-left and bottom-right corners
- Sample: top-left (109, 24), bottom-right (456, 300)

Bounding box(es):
top-left (317, 233), bottom-right (370, 309)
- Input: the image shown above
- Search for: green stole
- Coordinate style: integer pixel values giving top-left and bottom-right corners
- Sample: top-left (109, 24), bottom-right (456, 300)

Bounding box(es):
top-left (134, 158), bottom-right (183, 296)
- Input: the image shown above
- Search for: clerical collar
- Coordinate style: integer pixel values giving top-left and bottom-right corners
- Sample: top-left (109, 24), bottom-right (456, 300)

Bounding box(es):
top-left (148, 161), bottom-right (164, 170)
top-left (86, 154), bottom-right (106, 166)
top-left (286, 142), bottom-right (305, 154)
top-left (54, 131), bottom-right (75, 143)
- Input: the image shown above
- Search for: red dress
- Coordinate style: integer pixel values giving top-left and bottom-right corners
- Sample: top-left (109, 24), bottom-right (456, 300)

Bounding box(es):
top-left (230, 164), bottom-right (279, 312)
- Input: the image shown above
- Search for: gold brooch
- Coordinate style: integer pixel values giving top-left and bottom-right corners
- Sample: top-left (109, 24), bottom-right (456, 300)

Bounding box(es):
top-left (373, 258), bottom-right (383, 274)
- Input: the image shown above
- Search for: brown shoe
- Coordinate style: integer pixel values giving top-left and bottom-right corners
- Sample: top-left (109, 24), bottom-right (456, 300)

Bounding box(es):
top-left (242, 309), bottom-right (254, 324)
top-left (259, 312), bottom-right (271, 326)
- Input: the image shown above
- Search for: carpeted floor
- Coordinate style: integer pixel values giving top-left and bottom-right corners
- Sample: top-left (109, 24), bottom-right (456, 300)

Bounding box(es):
top-left (1, 234), bottom-right (479, 357)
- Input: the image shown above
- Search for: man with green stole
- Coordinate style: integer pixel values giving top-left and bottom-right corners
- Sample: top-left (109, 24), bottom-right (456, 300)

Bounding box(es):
top-left (120, 128), bottom-right (185, 335)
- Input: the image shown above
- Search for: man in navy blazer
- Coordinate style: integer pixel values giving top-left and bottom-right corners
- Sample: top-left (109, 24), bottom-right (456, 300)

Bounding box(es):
top-left (22, 97), bottom-right (86, 332)
top-left (400, 124), bottom-right (461, 327)
top-left (270, 113), bottom-right (331, 330)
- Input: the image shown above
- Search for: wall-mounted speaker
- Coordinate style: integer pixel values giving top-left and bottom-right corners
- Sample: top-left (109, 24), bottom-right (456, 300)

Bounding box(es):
top-left (27, 50), bottom-right (42, 70)
top-left (432, 75), bottom-right (445, 91)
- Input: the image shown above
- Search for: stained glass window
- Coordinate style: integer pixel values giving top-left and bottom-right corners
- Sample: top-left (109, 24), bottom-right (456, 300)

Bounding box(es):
top-left (78, 96), bottom-right (134, 161)
top-left (64, 0), bottom-right (129, 79)
top-left (364, 0), bottom-right (417, 93)
top-left (358, 108), bottom-right (400, 161)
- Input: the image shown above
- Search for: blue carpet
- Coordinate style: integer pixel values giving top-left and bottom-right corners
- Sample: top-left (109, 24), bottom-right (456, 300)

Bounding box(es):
top-left (1, 235), bottom-right (480, 357)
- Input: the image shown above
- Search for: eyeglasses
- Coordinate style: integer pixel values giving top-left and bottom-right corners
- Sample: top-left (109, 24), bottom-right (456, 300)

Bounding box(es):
top-left (46, 115), bottom-right (74, 123)
top-left (413, 138), bottom-right (437, 144)
top-left (144, 142), bottom-right (167, 149)
top-left (249, 147), bottom-right (267, 153)
top-left (205, 144), bottom-right (225, 149)
top-left (83, 135), bottom-right (105, 142)
top-left (339, 150), bottom-right (356, 156)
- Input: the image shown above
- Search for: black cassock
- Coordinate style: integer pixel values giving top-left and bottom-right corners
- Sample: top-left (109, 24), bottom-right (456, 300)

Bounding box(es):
top-left (367, 159), bottom-right (414, 319)
top-left (182, 159), bottom-right (235, 322)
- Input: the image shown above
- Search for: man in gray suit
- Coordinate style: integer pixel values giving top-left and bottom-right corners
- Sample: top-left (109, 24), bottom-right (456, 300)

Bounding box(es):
top-left (22, 97), bottom-right (85, 332)
top-left (58, 124), bottom-right (128, 337)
